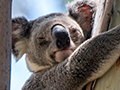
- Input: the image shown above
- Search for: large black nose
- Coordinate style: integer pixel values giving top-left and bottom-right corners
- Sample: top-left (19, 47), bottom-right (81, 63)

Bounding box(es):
top-left (52, 25), bottom-right (70, 49)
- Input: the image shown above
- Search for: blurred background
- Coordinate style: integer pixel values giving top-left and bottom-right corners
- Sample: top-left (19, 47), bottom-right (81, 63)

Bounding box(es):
top-left (11, 0), bottom-right (72, 90)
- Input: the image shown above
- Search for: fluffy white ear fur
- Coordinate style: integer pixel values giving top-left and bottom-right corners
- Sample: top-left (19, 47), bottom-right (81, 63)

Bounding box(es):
top-left (67, 0), bottom-right (96, 39)
top-left (12, 27), bottom-right (28, 60)
top-left (15, 38), bottom-right (28, 60)
top-left (12, 17), bottom-right (30, 60)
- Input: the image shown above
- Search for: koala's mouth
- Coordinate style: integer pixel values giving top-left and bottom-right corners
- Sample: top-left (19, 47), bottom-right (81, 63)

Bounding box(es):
top-left (53, 48), bottom-right (75, 63)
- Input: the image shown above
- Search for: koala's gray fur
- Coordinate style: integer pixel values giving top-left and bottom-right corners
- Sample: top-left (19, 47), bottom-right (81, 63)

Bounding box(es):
top-left (12, 0), bottom-right (120, 90)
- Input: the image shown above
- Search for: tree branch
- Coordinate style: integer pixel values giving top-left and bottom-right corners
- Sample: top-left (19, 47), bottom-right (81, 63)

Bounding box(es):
top-left (91, 0), bottom-right (114, 37)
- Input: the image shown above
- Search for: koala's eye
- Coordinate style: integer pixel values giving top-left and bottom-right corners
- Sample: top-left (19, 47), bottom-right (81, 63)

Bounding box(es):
top-left (37, 36), bottom-right (45, 40)
top-left (70, 29), bottom-right (77, 34)
top-left (37, 36), bottom-right (49, 46)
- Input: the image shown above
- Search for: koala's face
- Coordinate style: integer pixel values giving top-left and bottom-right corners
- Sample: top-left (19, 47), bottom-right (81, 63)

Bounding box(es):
top-left (28, 13), bottom-right (85, 66)
top-left (12, 7), bottom-right (94, 72)
top-left (12, 0), bottom-right (95, 72)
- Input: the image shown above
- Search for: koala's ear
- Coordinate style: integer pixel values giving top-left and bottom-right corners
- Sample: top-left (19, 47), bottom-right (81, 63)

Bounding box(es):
top-left (67, 0), bottom-right (96, 39)
top-left (12, 17), bottom-right (32, 60)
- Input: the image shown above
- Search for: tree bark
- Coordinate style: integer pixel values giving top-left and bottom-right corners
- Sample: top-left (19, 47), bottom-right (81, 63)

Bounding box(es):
top-left (93, 0), bottom-right (120, 90)
top-left (92, 0), bottom-right (114, 37)
top-left (0, 0), bottom-right (11, 90)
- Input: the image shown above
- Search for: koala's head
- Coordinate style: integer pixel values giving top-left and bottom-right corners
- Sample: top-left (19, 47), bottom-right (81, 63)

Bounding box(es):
top-left (12, 0), bottom-right (96, 72)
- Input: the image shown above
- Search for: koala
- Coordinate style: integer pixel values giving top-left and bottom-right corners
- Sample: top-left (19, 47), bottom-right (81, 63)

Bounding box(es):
top-left (12, 0), bottom-right (120, 90)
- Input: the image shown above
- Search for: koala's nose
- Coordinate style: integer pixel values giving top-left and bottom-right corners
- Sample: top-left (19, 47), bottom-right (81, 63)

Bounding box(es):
top-left (52, 25), bottom-right (70, 49)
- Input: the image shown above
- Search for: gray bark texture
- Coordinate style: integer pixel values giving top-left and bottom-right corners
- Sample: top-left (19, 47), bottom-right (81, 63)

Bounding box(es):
top-left (0, 0), bottom-right (11, 90)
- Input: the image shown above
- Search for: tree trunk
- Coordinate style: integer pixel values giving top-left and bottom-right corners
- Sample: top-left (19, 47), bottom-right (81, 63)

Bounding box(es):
top-left (94, 0), bottom-right (120, 90)
top-left (0, 0), bottom-right (11, 90)
top-left (92, 0), bottom-right (114, 37)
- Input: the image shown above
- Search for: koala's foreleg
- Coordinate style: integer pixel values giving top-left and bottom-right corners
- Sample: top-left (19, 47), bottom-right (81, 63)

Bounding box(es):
top-left (23, 25), bottom-right (120, 90)
top-left (66, 26), bottom-right (120, 89)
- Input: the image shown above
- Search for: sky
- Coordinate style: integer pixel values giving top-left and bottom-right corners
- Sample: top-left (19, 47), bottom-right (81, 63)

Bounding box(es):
top-left (11, 0), bottom-right (67, 90)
